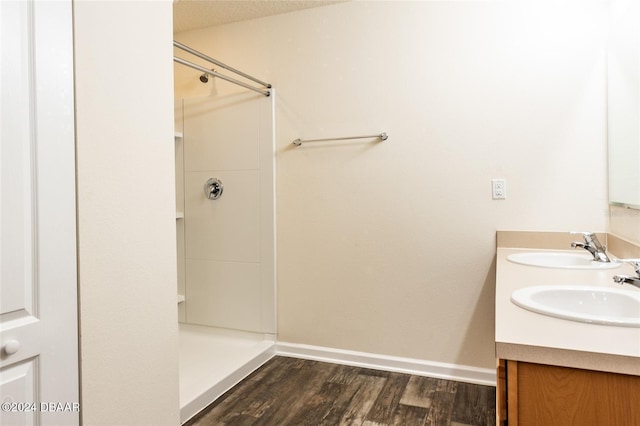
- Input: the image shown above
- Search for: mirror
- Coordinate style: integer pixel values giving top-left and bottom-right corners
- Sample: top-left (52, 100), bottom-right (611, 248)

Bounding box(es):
top-left (608, 0), bottom-right (640, 209)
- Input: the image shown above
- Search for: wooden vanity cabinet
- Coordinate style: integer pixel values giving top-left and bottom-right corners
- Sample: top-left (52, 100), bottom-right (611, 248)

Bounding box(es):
top-left (496, 359), bottom-right (640, 425)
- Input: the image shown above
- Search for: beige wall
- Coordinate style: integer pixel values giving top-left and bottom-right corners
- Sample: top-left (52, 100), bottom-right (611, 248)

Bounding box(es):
top-left (175, 1), bottom-right (609, 370)
top-left (75, 1), bottom-right (180, 424)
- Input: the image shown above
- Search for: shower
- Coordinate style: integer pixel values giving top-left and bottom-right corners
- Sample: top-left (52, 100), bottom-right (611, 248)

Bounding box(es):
top-left (173, 41), bottom-right (276, 424)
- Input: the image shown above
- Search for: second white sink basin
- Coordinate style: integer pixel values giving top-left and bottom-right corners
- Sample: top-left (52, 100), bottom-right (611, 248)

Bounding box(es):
top-left (507, 252), bottom-right (621, 270)
top-left (511, 285), bottom-right (640, 327)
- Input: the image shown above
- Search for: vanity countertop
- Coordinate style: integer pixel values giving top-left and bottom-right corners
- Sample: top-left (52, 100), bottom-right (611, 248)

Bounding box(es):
top-left (495, 247), bottom-right (640, 376)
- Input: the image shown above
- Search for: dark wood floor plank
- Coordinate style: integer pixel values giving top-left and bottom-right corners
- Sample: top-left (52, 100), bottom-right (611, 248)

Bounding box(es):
top-left (187, 356), bottom-right (497, 426)
top-left (337, 374), bottom-right (387, 425)
top-left (285, 381), bottom-right (348, 425)
top-left (251, 359), bottom-right (338, 425)
top-left (424, 380), bottom-right (458, 426)
top-left (318, 383), bottom-right (359, 425)
top-left (392, 404), bottom-right (429, 425)
top-left (450, 382), bottom-right (496, 426)
top-left (399, 375), bottom-right (440, 409)
top-left (327, 363), bottom-right (362, 385)
top-left (364, 372), bottom-right (411, 424)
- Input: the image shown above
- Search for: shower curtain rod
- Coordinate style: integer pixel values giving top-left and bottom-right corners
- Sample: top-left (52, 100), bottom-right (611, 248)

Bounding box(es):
top-left (174, 57), bottom-right (271, 97)
top-left (173, 40), bottom-right (271, 95)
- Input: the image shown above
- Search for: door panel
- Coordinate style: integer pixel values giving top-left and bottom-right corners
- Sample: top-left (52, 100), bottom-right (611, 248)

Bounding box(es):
top-left (0, 0), bottom-right (36, 320)
top-left (0, 359), bottom-right (37, 426)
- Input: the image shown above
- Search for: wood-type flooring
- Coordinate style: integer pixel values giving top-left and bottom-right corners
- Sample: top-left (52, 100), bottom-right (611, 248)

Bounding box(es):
top-left (186, 356), bottom-right (496, 426)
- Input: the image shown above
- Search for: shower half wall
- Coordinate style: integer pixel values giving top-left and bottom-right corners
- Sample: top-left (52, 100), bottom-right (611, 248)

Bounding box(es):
top-left (175, 91), bottom-right (276, 423)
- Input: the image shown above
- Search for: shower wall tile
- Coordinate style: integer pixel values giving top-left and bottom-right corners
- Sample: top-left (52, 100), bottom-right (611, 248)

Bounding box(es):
top-left (185, 170), bottom-right (261, 262)
top-left (183, 94), bottom-right (260, 172)
top-left (185, 259), bottom-right (261, 331)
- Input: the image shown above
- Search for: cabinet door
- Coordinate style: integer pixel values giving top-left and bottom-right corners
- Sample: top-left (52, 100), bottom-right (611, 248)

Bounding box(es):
top-left (508, 361), bottom-right (640, 426)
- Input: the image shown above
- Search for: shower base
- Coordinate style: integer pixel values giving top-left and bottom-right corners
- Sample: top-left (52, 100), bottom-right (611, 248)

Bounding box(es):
top-left (179, 323), bottom-right (275, 424)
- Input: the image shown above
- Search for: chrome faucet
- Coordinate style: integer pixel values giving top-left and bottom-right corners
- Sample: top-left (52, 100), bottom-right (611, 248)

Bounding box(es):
top-left (570, 232), bottom-right (610, 262)
top-left (613, 259), bottom-right (640, 289)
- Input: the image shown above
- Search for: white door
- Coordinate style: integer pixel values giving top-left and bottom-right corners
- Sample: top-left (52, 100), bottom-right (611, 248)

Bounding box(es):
top-left (0, 1), bottom-right (79, 425)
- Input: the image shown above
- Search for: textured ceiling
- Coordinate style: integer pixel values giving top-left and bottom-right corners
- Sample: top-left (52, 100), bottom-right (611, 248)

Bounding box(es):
top-left (173, 0), bottom-right (346, 33)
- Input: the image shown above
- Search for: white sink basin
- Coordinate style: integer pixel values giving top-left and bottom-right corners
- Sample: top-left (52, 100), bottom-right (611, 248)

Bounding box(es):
top-left (511, 285), bottom-right (640, 327)
top-left (507, 252), bottom-right (621, 270)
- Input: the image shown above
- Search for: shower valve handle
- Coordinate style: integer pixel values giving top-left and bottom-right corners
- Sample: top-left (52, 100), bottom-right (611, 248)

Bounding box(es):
top-left (204, 177), bottom-right (224, 200)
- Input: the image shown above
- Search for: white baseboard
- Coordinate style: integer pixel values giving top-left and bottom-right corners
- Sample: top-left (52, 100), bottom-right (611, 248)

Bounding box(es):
top-left (276, 342), bottom-right (496, 387)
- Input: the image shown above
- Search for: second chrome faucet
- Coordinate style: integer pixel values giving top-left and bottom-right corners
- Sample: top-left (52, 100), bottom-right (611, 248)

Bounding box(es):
top-left (613, 259), bottom-right (640, 289)
top-left (570, 231), bottom-right (611, 263)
